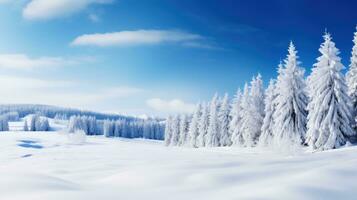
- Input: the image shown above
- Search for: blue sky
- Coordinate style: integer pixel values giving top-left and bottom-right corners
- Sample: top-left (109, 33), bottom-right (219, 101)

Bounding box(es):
top-left (0, 0), bottom-right (356, 117)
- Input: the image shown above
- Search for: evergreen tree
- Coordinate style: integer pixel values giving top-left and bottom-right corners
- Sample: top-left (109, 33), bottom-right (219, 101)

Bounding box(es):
top-left (23, 120), bottom-right (29, 131)
top-left (218, 93), bottom-right (231, 146)
top-left (234, 84), bottom-right (250, 146)
top-left (306, 33), bottom-right (355, 150)
top-left (346, 26), bottom-right (357, 123)
top-left (206, 94), bottom-right (220, 147)
top-left (258, 79), bottom-right (276, 147)
top-left (272, 42), bottom-right (308, 147)
top-left (197, 102), bottom-right (209, 147)
top-left (188, 104), bottom-right (202, 147)
top-left (178, 114), bottom-right (190, 146)
top-left (230, 88), bottom-right (243, 146)
top-left (240, 75), bottom-right (264, 147)
top-left (170, 115), bottom-right (180, 146)
top-left (164, 116), bottom-right (173, 146)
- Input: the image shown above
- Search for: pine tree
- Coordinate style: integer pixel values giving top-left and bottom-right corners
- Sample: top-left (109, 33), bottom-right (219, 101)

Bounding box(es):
top-left (306, 33), bottom-right (355, 150)
top-left (170, 115), bottom-right (180, 146)
top-left (272, 42), bottom-right (308, 147)
top-left (230, 88), bottom-right (243, 146)
top-left (178, 114), bottom-right (190, 146)
top-left (346, 26), bottom-right (357, 123)
top-left (197, 102), bottom-right (209, 147)
top-left (188, 104), bottom-right (202, 147)
top-left (164, 116), bottom-right (173, 146)
top-left (218, 93), bottom-right (231, 146)
top-left (233, 84), bottom-right (249, 146)
top-left (258, 79), bottom-right (276, 147)
top-left (240, 75), bottom-right (264, 147)
top-left (23, 120), bottom-right (29, 131)
top-left (206, 94), bottom-right (220, 147)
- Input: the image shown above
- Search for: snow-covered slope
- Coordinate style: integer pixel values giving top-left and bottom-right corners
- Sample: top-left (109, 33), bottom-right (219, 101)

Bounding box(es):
top-left (0, 132), bottom-right (356, 200)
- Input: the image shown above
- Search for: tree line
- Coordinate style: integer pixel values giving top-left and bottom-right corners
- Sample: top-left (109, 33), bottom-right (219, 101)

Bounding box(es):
top-left (165, 30), bottom-right (357, 151)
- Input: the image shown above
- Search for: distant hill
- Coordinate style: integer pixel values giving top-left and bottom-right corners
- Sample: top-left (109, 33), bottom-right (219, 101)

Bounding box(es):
top-left (0, 104), bottom-right (136, 121)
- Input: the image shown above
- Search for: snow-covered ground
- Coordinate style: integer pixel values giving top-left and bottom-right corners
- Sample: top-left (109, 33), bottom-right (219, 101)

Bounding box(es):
top-left (0, 132), bottom-right (357, 200)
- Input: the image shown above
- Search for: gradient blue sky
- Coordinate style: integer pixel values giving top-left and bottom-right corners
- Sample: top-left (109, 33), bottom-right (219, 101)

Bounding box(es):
top-left (0, 0), bottom-right (356, 117)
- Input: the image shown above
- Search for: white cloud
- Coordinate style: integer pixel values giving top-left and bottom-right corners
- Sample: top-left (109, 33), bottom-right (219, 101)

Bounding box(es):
top-left (23, 0), bottom-right (113, 20)
top-left (88, 13), bottom-right (100, 22)
top-left (0, 54), bottom-right (91, 70)
top-left (146, 98), bottom-right (196, 114)
top-left (71, 29), bottom-right (204, 47)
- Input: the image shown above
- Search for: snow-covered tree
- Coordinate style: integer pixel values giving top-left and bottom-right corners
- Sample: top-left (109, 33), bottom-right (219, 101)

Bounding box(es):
top-left (206, 94), bottom-right (220, 147)
top-left (23, 120), bottom-right (29, 131)
top-left (188, 104), bottom-right (202, 147)
top-left (164, 116), bottom-right (173, 146)
top-left (239, 75), bottom-right (265, 147)
top-left (103, 120), bottom-right (114, 137)
top-left (170, 115), bottom-right (180, 146)
top-left (230, 88), bottom-right (243, 146)
top-left (346, 26), bottom-right (357, 123)
top-left (197, 102), bottom-right (209, 147)
top-left (178, 114), bottom-right (190, 146)
top-left (272, 42), bottom-right (308, 147)
top-left (218, 93), bottom-right (231, 146)
top-left (258, 79), bottom-right (276, 147)
top-left (306, 33), bottom-right (355, 150)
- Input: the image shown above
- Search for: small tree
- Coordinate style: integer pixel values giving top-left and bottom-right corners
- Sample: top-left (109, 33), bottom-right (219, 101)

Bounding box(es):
top-left (206, 94), bottom-right (220, 147)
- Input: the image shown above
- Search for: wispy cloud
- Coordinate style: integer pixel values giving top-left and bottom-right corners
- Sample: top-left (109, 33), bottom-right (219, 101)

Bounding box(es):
top-left (22, 0), bottom-right (113, 20)
top-left (88, 13), bottom-right (100, 23)
top-left (71, 29), bottom-right (204, 47)
top-left (146, 98), bottom-right (195, 114)
top-left (0, 54), bottom-right (93, 70)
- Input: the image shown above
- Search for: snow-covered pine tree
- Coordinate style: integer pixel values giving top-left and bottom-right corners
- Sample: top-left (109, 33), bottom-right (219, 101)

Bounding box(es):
top-left (164, 116), bottom-right (173, 146)
top-left (239, 75), bottom-right (264, 147)
top-left (178, 114), bottom-right (190, 146)
top-left (230, 88), bottom-right (243, 146)
top-left (234, 84), bottom-right (250, 146)
top-left (346, 26), bottom-right (357, 123)
top-left (258, 79), bottom-right (276, 147)
top-left (197, 102), bottom-right (209, 147)
top-left (272, 42), bottom-right (308, 147)
top-left (170, 115), bottom-right (180, 146)
top-left (188, 103), bottom-right (202, 147)
top-left (306, 33), bottom-right (355, 150)
top-left (206, 94), bottom-right (221, 147)
top-left (218, 93), bottom-right (231, 146)
top-left (23, 120), bottom-right (29, 131)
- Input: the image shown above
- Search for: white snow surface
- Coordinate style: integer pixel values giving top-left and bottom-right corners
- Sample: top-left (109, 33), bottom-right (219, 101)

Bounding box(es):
top-left (1, 131), bottom-right (357, 200)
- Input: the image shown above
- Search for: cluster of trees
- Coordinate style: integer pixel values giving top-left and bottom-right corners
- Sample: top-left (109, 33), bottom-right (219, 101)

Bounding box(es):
top-left (165, 30), bottom-right (357, 151)
top-left (27, 114), bottom-right (50, 131)
top-left (0, 115), bottom-right (9, 131)
top-left (68, 116), bottom-right (98, 135)
top-left (68, 115), bottom-right (164, 140)
top-left (103, 119), bottom-right (164, 140)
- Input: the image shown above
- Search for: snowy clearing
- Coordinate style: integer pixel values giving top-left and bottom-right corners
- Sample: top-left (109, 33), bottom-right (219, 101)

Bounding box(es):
top-left (0, 132), bottom-right (357, 200)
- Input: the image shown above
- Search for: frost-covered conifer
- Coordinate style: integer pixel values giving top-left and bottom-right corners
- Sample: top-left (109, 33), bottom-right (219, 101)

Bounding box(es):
top-left (272, 42), bottom-right (308, 147)
top-left (346, 26), bottom-right (357, 122)
top-left (188, 104), bottom-right (202, 147)
top-left (197, 102), bottom-right (209, 147)
top-left (258, 79), bottom-right (276, 147)
top-left (306, 33), bottom-right (355, 150)
top-left (239, 75), bottom-right (264, 147)
top-left (206, 94), bottom-right (220, 147)
top-left (218, 93), bottom-right (231, 146)
top-left (23, 120), bottom-right (29, 131)
top-left (178, 114), bottom-right (190, 146)
top-left (230, 88), bottom-right (243, 146)
top-left (170, 115), bottom-right (181, 146)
